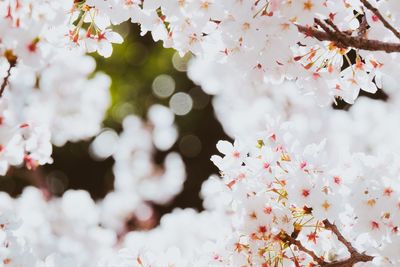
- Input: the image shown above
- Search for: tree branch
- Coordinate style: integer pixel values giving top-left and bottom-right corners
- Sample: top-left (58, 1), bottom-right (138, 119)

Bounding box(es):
top-left (323, 220), bottom-right (355, 254)
top-left (296, 24), bottom-right (400, 53)
top-left (282, 232), bottom-right (325, 265)
top-left (323, 19), bottom-right (346, 35)
top-left (360, 0), bottom-right (400, 40)
top-left (314, 18), bottom-right (353, 49)
top-left (281, 220), bottom-right (374, 267)
top-left (358, 15), bottom-right (369, 38)
top-left (1, 52), bottom-right (17, 98)
top-left (322, 254), bottom-right (374, 267)
top-left (322, 219), bottom-right (374, 267)
top-left (0, 61), bottom-right (15, 98)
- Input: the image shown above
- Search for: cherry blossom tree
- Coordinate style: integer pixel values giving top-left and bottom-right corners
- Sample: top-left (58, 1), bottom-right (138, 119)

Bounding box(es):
top-left (1, 0), bottom-right (400, 266)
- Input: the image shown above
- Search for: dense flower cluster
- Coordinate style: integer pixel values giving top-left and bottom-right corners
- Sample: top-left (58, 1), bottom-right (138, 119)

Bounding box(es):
top-left (1, 0), bottom-right (400, 266)
top-left (101, 106), bottom-right (185, 233)
top-left (0, 0), bottom-right (110, 174)
top-left (189, 59), bottom-right (400, 158)
top-left (98, 122), bottom-right (400, 266)
top-left (48, 0), bottom-right (399, 103)
top-left (0, 106), bottom-right (185, 267)
top-left (72, 0), bottom-right (400, 103)
top-left (99, 122), bottom-right (400, 266)
top-left (207, 125), bottom-right (400, 266)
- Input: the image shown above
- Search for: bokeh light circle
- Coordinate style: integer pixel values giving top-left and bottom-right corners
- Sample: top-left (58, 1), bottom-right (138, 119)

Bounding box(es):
top-left (169, 92), bottom-right (193, 116)
top-left (152, 74), bottom-right (175, 98)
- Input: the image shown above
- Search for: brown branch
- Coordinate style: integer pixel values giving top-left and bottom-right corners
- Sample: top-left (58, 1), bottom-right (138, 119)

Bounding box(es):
top-left (314, 18), bottom-right (335, 36)
top-left (0, 61), bottom-right (15, 98)
top-left (323, 220), bottom-right (354, 254)
top-left (296, 3), bottom-right (400, 53)
top-left (0, 51), bottom-right (17, 98)
top-left (296, 24), bottom-right (400, 53)
top-left (322, 219), bottom-right (374, 267)
top-left (323, 19), bottom-right (342, 34)
top-left (360, 0), bottom-right (400, 40)
top-left (314, 18), bottom-right (353, 49)
top-left (323, 18), bottom-right (353, 38)
top-left (282, 232), bottom-right (325, 265)
top-left (322, 254), bottom-right (374, 267)
top-left (358, 15), bottom-right (369, 38)
top-left (282, 220), bottom-right (374, 267)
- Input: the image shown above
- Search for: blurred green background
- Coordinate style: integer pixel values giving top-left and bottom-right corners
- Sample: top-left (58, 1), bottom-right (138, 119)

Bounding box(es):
top-left (0, 23), bottom-right (228, 218)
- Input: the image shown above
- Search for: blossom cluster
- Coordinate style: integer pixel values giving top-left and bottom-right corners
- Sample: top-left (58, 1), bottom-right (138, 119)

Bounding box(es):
top-left (0, 105), bottom-right (185, 267)
top-left (189, 60), bottom-right (400, 158)
top-left (0, 0), bottom-right (111, 174)
top-left (45, 0), bottom-right (399, 105)
top-left (101, 106), bottom-right (185, 233)
top-left (1, 0), bottom-right (400, 266)
top-left (101, 121), bottom-right (400, 266)
top-left (2, 0), bottom-right (399, 173)
top-left (75, 0), bottom-right (400, 103)
top-left (207, 124), bottom-right (400, 266)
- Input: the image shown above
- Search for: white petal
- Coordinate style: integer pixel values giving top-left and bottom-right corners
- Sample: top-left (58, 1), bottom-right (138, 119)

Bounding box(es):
top-left (105, 31), bottom-right (123, 44)
top-left (216, 140), bottom-right (233, 155)
top-left (98, 40), bottom-right (113, 58)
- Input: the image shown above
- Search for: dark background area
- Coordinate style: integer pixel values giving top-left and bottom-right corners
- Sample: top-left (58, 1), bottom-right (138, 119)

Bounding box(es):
top-left (0, 23), bottom-right (229, 216)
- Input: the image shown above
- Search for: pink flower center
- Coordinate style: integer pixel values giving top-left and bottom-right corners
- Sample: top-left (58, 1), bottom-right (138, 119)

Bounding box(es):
top-left (371, 221), bottom-right (380, 230)
top-left (302, 189), bottom-right (310, 197)
top-left (232, 151), bottom-right (240, 158)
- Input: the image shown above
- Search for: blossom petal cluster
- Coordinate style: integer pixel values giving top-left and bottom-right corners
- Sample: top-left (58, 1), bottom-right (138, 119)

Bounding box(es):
top-left (78, 0), bottom-right (400, 104)
top-left (0, 106), bottom-right (185, 267)
top-left (100, 121), bottom-right (400, 266)
top-left (1, 0), bottom-right (400, 266)
top-left (0, 0), bottom-right (111, 174)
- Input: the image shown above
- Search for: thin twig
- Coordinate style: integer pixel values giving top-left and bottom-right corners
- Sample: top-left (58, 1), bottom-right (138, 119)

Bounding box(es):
top-left (314, 18), bottom-right (351, 49)
top-left (282, 233), bottom-right (325, 265)
top-left (314, 18), bottom-right (335, 35)
top-left (323, 19), bottom-right (343, 34)
top-left (0, 61), bottom-right (15, 98)
top-left (358, 14), bottom-right (369, 38)
top-left (360, 0), bottom-right (400, 40)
